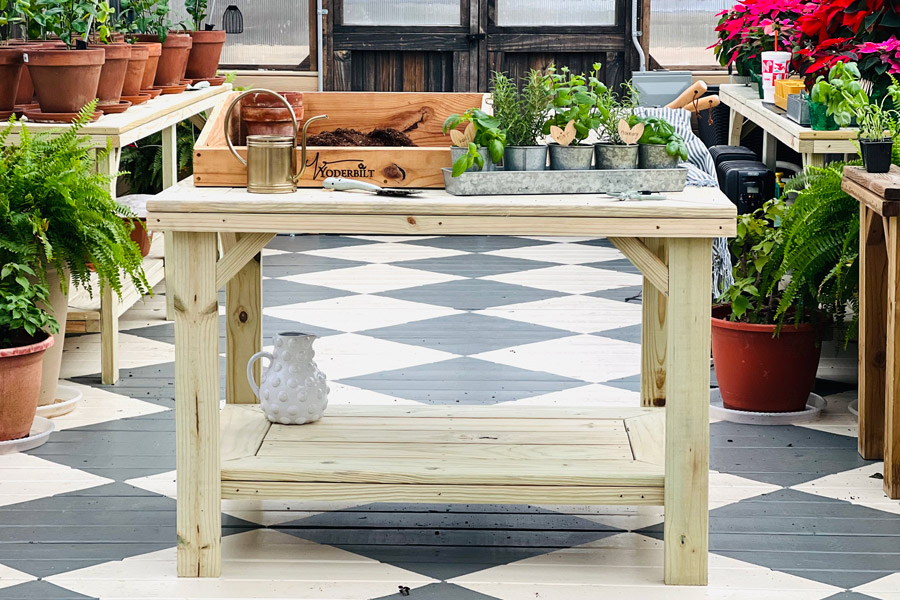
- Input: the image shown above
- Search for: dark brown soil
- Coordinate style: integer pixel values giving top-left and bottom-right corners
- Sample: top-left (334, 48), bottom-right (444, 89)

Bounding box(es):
top-left (306, 128), bottom-right (417, 147)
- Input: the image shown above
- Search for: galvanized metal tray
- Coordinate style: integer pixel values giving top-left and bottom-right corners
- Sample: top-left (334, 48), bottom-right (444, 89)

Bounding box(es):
top-left (442, 167), bottom-right (688, 196)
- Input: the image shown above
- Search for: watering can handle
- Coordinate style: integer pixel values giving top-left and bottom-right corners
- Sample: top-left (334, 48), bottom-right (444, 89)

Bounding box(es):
top-left (223, 88), bottom-right (300, 168)
top-left (295, 114), bottom-right (329, 183)
top-left (246, 351), bottom-right (274, 399)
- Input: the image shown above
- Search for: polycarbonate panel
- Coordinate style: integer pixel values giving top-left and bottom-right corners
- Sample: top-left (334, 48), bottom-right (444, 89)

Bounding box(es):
top-left (343, 0), bottom-right (461, 26)
top-left (168, 0), bottom-right (309, 67)
top-left (650, 0), bottom-right (729, 66)
top-left (496, 0), bottom-right (615, 26)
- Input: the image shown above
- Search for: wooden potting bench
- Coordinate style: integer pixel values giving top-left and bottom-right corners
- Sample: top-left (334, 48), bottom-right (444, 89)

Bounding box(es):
top-left (720, 83), bottom-right (858, 168)
top-left (146, 181), bottom-right (736, 585)
top-left (843, 165), bottom-right (900, 499)
top-left (2, 84), bottom-right (232, 384)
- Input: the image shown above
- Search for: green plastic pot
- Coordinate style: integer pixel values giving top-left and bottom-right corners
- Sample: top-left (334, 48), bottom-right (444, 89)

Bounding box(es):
top-left (809, 101), bottom-right (838, 131)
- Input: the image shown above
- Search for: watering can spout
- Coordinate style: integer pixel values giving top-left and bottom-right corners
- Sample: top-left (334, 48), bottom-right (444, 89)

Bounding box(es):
top-left (295, 114), bottom-right (328, 183)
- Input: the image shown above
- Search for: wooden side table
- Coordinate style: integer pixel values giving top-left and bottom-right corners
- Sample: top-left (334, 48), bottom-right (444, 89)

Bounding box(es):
top-left (842, 165), bottom-right (900, 499)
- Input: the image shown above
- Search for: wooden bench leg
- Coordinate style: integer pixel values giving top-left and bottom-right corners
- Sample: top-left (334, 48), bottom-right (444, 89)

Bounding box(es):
top-left (727, 110), bottom-right (744, 146)
top-left (641, 238), bottom-right (667, 407)
top-left (161, 125), bottom-right (178, 322)
top-left (885, 218), bottom-right (900, 498)
top-left (100, 286), bottom-right (119, 384)
top-left (664, 237), bottom-right (711, 586)
top-left (761, 132), bottom-right (777, 171)
top-left (226, 234), bottom-right (263, 405)
top-left (172, 231), bottom-right (222, 577)
top-left (802, 153), bottom-right (825, 168)
top-left (859, 206), bottom-right (887, 460)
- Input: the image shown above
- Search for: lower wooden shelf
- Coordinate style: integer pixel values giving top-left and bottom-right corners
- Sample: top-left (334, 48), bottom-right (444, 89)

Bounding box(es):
top-left (220, 404), bottom-right (666, 505)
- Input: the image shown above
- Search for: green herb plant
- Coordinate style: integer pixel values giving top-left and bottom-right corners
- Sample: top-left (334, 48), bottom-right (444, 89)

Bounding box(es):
top-left (489, 68), bottom-right (552, 147)
top-left (810, 62), bottom-right (862, 128)
top-left (184, 0), bottom-right (209, 30)
top-left (636, 116), bottom-right (688, 160)
top-left (0, 102), bottom-right (149, 300)
top-left (118, 0), bottom-right (171, 38)
top-left (442, 108), bottom-right (506, 177)
top-left (542, 63), bottom-right (606, 144)
top-left (596, 80), bottom-right (640, 144)
top-left (0, 263), bottom-right (58, 349)
top-left (40, 0), bottom-right (112, 47)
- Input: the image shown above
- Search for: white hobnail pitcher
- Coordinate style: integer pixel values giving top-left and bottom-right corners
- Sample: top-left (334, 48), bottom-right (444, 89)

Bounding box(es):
top-left (247, 332), bottom-right (329, 424)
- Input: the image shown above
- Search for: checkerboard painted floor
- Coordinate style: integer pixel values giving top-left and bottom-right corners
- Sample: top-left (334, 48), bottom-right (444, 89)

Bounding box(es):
top-left (0, 234), bottom-right (897, 600)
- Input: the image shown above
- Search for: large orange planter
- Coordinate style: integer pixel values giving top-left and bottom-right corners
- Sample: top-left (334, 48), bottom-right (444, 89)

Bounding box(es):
top-left (0, 47), bottom-right (24, 111)
top-left (711, 305), bottom-right (821, 412)
top-left (185, 29), bottom-right (226, 79)
top-left (0, 333), bottom-right (54, 441)
top-left (26, 48), bottom-right (105, 114)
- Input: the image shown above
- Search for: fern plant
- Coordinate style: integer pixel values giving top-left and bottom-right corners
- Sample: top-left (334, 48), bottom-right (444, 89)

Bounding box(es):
top-left (0, 102), bottom-right (149, 300)
top-left (120, 120), bottom-right (197, 194)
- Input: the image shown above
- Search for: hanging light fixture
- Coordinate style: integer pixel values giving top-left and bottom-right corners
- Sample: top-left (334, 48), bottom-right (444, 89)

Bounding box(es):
top-left (223, 4), bottom-right (244, 34)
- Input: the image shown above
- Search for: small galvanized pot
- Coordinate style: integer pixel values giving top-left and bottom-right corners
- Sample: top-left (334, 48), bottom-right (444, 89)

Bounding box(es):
top-left (548, 143), bottom-right (593, 170)
top-left (503, 145), bottom-right (547, 171)
top-left (639, 144), bottom-right (679, 169)
top-left (451, 145), bottom-right (492, 173)
top-left (594, 143), bottom-right (639, 170)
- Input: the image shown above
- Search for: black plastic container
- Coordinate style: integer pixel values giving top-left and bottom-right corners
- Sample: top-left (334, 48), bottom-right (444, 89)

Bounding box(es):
top-left (860, 138), bottom-right (893, 173)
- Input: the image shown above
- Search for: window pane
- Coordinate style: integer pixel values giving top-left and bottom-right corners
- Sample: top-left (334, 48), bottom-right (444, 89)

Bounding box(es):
top-left (342, 0), bottom-right (460, 26)
top-left (169, 0), bottom-right (309, 67)
top-left (496, 0), bottom-right (615, 26)
top-left (650, 0), bottom-right (729, 66)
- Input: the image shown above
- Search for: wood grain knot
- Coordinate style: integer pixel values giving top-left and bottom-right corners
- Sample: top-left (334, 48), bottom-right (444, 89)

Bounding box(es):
top-left (382, 164), bottom-right (406, 180)
top-left (239, 310), bottom-right (249, 323)
top-left (407, 217), bottom-right (417, 225)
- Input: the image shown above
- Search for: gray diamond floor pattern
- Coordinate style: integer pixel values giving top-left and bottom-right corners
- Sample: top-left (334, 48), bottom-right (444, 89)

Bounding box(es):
top-left (378, 278), bottom-right (566, 310)
top-left (0, 581), bottom-right (96, 600)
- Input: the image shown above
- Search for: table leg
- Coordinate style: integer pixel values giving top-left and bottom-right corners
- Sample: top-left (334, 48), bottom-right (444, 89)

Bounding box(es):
top-left (226, 234), bottom-right (263, 404)
top-left (97, 147), bottom-right (122, 385)
top-left (859, 206), bottom-right (887, 460)
top-left (762, 132), bottom-right (777, 171)
top-left (172, 231), bottom-right (222, 577)
top-left (664, 237), bottom-right (711, 586)
top-left (162, 125), bottom-right (178, 321)
top-left (727, 110), bottom-right (744, 146)
top-left (884, 218), bottom-right (900, 498)
top-left (802, 153), bottom-right (825, 168)
top-left (641, 238), bottom-right (667, 407)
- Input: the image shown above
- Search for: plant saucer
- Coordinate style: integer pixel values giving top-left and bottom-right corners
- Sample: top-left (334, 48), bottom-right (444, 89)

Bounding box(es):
top-left (23, 108), bottom-right (103, 123)
top-left (141, 87), bottom-right (163, 98)
top-left (0, 109), bottom-right (14, 120)
top-left (0, 416), bottom-right (55, 454)
top-left (153, 83), bottom-right (188, 95)
top-left (12, 103), bottom-right (39, 117)
top-left (36, 383), bottom-right (83, 419)
top-left (190, 75), bottom-right (226, 86)
top-left (121, 93), bottom-right (152, 105)
top-left (97, 100), bottom-right (132, 114)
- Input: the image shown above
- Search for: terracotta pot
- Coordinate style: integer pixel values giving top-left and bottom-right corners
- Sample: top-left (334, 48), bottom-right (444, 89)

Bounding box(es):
top-left (9, 41), bottom-right (52, 106)
top-left (127, 218), bottom-right (152, 257)
top-left (122, 44), bottom-right (150, 97)
top-left (185, 29), bottom-right (225, 79)
top-left (135, 33), bottom-right (192, 86)
top-left (711, 305), bottom-right (821, 412)
top-left (240, 91), bottom-right (303, 139)
top-left (37, 267), bottom-right (69, 406)
top-left (26, 48), bottom-right (105, 114)
top-left (0, 332), bottom-right (53, 441)
top-left (0, 47), bottom-right (24, 111)
top-left (135, 42), bottom-right (161, 91)
top-left (91, 43), bottom-right (131, 104)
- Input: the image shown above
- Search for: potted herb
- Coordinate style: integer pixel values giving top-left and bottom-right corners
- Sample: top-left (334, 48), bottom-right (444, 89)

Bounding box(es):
top-left (127, 0), bottom-right (192, 89)
top-left (490, 68), bottom-right (551, 171)
top-left (853, 77), bottom-right (900, 173)
top-left (636, 116), bottom-right (688, 169)
top-left (809, 61), bottom-right (859, 131)
top-left (25, 0), bottom-right (111, 117)
top-left (0, 262), bottom-right (57, 441)
top-left (0, 105), bottom-right (150, 406)
top-left (182, 0), bottom-right (225, 83)
top-left (0, 5), bottom-right (26, 117)
top-left (594, 80), bottom-right (641, 170)
top-left (118, 0), bottom-right (163, 94)
top-left (442, 108), bottom-right (505, 176)
top-left (714, 162), bottom-right (861, 412)
top-left (543, 64), bottom-right (603, 170)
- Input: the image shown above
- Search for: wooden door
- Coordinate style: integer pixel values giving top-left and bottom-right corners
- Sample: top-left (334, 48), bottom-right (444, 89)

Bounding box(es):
top-left (323, 0), bottom-right (640, 92)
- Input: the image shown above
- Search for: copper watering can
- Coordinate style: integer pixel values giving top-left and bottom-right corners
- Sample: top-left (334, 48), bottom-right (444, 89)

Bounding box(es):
top-left (224, 89), bottom-right (328, 194)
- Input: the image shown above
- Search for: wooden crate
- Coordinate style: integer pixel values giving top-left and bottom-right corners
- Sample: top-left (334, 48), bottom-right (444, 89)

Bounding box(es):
top-left (193, 91), bottom-right (489, 188)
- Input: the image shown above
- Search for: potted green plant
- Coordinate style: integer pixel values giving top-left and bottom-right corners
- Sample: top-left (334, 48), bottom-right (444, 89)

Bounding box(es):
top-left (127, 0), bottom-right (192, 89)
top-left (636, 116), bottom-right (688, 169)
top-left (0, 104), bottom-right (150, 406)
top-left (543, 64), bottom-right (603, 170)
top-left (182, 0), bottom-right (225, 82)
top-left (490, 68), bottom-right (551, 171)
top-left (714, 161), bottom-right (862, 412)
top-left (594, 80), bottom-right (641, 170)
top-left (0, 4), bottom-right (26, 117)
top-left (809, 61), bottom-right (859, 132)
top-left (24, 0), bottom-right (111, 117)
top-left (442, 108), bottom-right (505, 176)
top-left (853, 77), bottom-right (900, 173)
top-left (0, 262), bottom-right (57, 441)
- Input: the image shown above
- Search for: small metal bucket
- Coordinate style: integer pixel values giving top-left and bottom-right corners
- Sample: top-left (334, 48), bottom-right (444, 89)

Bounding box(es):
top-left (225, 88), bottom-right (327, 193)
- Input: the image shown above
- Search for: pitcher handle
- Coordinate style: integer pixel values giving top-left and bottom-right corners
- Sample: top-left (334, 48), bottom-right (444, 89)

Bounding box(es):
top-left (224, 88), bottom-right (299, 168)
top-left (246, 351), bottom-right (274, 399)
top-left (295, 113), bottom-right (329, 183)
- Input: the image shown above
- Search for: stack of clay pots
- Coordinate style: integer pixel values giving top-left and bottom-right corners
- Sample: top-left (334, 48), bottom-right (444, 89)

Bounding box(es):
top-left (239, 91), bottom-right (305, 143)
